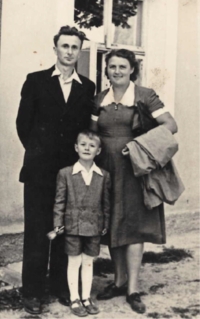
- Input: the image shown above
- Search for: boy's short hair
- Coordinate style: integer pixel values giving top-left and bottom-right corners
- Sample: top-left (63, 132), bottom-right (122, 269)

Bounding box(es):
top-left (76, 129), bottom-right (102, 147)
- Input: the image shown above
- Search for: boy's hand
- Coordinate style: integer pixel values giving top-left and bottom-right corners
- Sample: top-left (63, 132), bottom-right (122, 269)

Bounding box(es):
top-left (47, 226), bottom-right (64, 241)
top-left (55, 226), bottom-right (64, 235)
top-left (101, 228), bottom-right (107, 236)
top-left (47, 230), bottom-right (57, 241)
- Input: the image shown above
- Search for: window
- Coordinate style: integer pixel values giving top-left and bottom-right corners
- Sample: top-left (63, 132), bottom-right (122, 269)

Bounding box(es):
top-left (76, 0), bottom-right (146, 92)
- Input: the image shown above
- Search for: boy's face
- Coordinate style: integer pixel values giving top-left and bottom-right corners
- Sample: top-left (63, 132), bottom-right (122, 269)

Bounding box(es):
top-left (75, 134), bottom-right (101, 162)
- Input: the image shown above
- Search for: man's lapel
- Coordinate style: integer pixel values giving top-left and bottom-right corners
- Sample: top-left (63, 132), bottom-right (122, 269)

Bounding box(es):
top-left (44, 67), bottom-right (85, 113)
top-left (44, 66), bottom-right (66, 110)
top-left (63, 79), bottom-right (85, 115)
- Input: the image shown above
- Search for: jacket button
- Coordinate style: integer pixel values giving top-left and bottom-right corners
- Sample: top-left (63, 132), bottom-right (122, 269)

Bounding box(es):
top-left (60, 133), bottom-right (63, 137)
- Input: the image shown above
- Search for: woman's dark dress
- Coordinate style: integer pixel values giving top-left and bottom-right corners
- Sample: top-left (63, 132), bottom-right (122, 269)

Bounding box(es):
top-left (93, 85), bottom-right (166, 248)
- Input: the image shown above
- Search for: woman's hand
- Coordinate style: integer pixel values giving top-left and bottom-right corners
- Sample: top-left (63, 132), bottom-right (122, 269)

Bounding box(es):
top-left (122, 146), bottom-right (130, 156)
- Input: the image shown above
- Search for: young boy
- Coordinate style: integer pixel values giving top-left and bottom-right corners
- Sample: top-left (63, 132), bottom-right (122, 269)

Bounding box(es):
top-left (51, 130), bottom-right (110, 317)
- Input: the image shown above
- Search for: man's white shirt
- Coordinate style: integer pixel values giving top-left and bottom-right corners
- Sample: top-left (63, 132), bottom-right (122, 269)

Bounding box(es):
top-left (52, 65), bottom-right (82, 102)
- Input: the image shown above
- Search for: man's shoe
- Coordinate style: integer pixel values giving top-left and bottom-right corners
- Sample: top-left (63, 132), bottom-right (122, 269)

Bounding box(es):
top-left (53, 290), bottom-right (70, 306)
top-left (126, 292), bottom-right (146, 314)
top-left (58, 295), bottom-right (70, 307)
top-left (23, 297), bottom-right (42, 314)
top-left (82, 298), bottom-right (99, 314)
top-left (97, 282), bottom-right (127, 300)
top-left (70, 299), bottom-right (88, 317)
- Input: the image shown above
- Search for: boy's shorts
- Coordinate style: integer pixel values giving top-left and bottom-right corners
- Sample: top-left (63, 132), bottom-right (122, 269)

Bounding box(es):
top-left (65, 235), bottom-right (101, 257)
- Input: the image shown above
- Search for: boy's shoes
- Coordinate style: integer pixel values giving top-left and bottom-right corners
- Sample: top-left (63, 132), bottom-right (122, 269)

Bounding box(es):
top-left (70, 299), bottom-right (88, 317)
top-left (23, 297), bottom-right (42, 314)
top-left (97, 282), bottom-right (127, 300)
top-left (126, 292), bottom-right (146, 314)
top-left (82, 298), bottom-right (99, 315)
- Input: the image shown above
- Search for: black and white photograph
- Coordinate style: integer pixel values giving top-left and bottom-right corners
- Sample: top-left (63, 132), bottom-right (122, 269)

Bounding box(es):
top-left (0, 0), bottom-right (199, 318)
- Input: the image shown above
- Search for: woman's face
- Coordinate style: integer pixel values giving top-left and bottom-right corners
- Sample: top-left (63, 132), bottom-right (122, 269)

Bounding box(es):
top-left (107, 56), bottom-right (134, 87)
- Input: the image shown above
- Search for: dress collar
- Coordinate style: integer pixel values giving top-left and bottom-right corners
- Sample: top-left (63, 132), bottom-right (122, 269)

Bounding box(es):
top-left (51, 65), bottom-right (82, 84)
top-left (72, 161), bottom-right (103, 176)
top-left (101, 81), bottom-right (135, 107)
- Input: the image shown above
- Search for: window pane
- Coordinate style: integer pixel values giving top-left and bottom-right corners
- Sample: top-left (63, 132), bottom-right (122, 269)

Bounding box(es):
top-left (74, 0), bottom-right (105, 44)
top-left (112, 1), bottom-right (143, 47)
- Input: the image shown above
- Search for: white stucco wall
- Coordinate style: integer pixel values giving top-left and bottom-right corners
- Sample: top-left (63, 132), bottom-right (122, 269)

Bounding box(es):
top-left (0, 0), bottom-right (199, 228)
top-left (173, 0), bottom-right (199, 213)
top-left (144, 0), bottom-right (179, 116)
top-left (143, 0), bottom-right (199, 213)
top-left (0, 0), bottom-right (74, 224)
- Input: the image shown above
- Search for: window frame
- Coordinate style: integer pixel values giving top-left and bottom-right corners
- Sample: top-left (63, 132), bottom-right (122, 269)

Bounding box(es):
top-left (78, 0), bottom-right (147, 92)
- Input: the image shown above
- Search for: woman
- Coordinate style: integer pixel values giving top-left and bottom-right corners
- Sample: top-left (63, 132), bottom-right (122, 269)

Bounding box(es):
top-left (90, 49), bottom-right (177, 314)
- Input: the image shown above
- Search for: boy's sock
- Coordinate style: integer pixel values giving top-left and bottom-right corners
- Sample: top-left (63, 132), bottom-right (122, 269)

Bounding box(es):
top-left (81, 253), bottom-right (94, 301)
top-left (67, 254), bottom-right (82, 302)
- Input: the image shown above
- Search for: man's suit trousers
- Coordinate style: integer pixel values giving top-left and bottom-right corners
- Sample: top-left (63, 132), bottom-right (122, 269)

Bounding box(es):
top-left (23, 182), bottom-right (68, 298)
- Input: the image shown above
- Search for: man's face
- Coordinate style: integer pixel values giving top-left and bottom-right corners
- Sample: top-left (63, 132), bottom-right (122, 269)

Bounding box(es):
top-left (54, 35), bottom-right (82, 67)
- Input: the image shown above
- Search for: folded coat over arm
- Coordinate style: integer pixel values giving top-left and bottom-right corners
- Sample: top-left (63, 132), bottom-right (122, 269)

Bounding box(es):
top-left (126, 126), bottom-right (185, 210)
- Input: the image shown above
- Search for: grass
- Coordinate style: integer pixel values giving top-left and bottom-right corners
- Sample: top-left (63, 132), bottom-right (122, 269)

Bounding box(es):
top-left (0, 232), bottom-right (193, 269)
top-left (171, 306), bottom-right (200, 318)
top-left (0, 243), bottom-right (194, 312)
top-left (0, 233), bottom-right (23, 266)
top-left (0, 288), bottom-right (23, 311)
top-left (0, 210), bottom-right (198, 267)
top-left (142, 246), bottom-right (193, 264)
top-left (93, 247), bottom-right (193, 276)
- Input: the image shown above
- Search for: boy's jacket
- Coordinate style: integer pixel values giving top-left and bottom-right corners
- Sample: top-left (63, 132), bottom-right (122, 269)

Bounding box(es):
top-left (54, 166), bottom-right (111, 236)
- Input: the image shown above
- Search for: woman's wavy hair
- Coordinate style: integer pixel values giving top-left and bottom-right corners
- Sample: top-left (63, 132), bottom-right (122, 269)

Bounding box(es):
top-left (105, 49), bottom-right (139, 82)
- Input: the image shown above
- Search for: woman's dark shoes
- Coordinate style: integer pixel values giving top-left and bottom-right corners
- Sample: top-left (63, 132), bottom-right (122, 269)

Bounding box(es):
top-left (97, 282), bottom-right (127, 300)
top-left (126, 292), bottom-right (146, 314)
top-left (70, 299), bottom-right (88, 317)
top-left (23, 297), bottom-right (42, 314)
top-left (82, 298), bottom-right (99, 314)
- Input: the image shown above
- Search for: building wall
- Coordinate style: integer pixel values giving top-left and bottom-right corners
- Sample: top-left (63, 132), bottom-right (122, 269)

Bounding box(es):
top-left (0, 0), bottom-right (2, 46)
top-left (173, 0), bottom-right (199, 213)
top-left (144, 0), bottom-right (179, 116)
top-left (0, 0), bottom-right (74, 225)
top-left (0, 0), bottom-right (199, 227)
top-left (135, 0), bottom-right (199, 213)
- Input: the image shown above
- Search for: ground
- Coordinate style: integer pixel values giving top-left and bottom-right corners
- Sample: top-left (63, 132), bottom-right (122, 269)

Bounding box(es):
top-left (0, 211), bottom-right (199, 319)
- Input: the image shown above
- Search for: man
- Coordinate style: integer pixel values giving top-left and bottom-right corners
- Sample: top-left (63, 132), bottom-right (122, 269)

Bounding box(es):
top-left (16, 26), bottom-right (95, 315)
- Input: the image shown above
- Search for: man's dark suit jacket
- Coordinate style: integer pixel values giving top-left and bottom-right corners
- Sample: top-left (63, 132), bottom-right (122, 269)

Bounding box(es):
top-left (16, 65), bottom-right (95, 185)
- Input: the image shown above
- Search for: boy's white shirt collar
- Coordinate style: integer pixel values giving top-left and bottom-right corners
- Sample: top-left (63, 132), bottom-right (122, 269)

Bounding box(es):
top-left (72, 161), bottom-right (103, 176)
top-left (52, 65), bottom-right (82, 84)
top-left (101, 81), bottom-right (135, 107)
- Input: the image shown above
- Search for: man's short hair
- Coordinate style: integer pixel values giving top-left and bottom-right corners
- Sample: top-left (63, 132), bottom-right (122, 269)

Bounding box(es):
top-left (53, 25), bottom-right (87, 48)
top-left (76, 129), bottom-right (102, 147)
